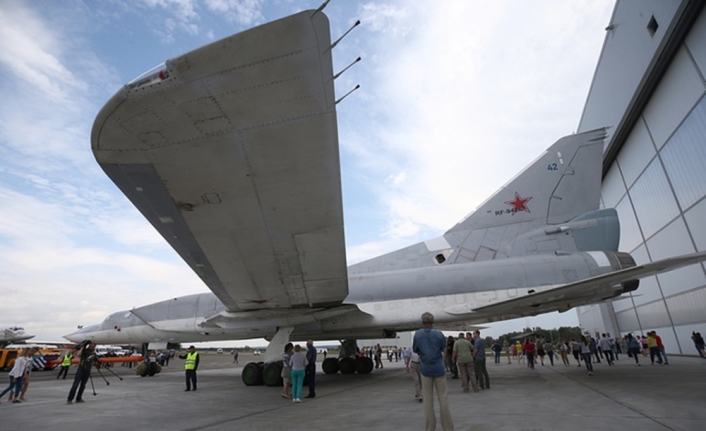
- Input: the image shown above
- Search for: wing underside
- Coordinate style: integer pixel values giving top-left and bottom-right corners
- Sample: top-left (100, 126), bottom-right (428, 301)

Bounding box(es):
top-left (91, 10), bottom-right (348, 312)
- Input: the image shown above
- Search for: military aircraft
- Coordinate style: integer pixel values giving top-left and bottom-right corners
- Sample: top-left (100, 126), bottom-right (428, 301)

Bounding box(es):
top-left (66, 7), bottom-right (706, 386)
top-left (1, 326), bottom-right (35, 348)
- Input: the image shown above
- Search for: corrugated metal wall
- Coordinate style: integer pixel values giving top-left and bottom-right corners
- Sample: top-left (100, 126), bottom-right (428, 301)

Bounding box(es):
top-left (579, 0), bottom-right (706, 354)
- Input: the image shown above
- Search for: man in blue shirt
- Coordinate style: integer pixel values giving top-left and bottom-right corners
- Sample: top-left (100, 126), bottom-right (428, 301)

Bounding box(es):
top-left (413, 312), bottom-right (454, 431)
top-left (305, 340), bottom-right (317, 398)
top-left (473, 330), bottom-right (490, 390)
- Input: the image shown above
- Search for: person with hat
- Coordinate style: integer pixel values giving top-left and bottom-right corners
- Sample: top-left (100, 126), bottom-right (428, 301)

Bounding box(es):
top-left (178, 346), bottom-right (200, 391)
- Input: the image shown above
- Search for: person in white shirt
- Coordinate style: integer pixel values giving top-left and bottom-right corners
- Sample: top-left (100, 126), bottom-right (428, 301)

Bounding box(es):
top-left (599, 334), bottom-right (614, 366)
top-left (0, 348), bottom-right (32, 403)
top-left (406, 348), bottom-right (423, 401)
top-left (580, 336), bottom-right (594, 376)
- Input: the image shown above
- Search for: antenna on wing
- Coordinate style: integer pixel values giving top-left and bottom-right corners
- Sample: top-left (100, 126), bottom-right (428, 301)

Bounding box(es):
top-left (334, 56), bottom-right (361, 80)
top-left (335, 84), bottom-right (360, 105)
top-left (327, 20), bottom-right (361, 52)
top-left (311, 0), bottom-right (331, 17)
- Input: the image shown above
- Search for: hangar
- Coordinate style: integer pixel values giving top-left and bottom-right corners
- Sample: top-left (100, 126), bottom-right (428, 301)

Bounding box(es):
top-left (576, 0), bottom-right (706, 356)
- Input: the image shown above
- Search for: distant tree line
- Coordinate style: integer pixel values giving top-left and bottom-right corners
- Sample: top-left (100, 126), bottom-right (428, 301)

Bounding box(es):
top-left (485, 326), bottom-right (583, 346)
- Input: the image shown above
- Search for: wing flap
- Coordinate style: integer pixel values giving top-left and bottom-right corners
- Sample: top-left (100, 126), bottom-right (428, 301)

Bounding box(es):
top-left (445, 251), bottom-right (706, 320)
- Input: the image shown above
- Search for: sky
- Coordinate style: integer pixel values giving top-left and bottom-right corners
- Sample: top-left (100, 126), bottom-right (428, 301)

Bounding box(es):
top-left (0, 0), bottom-right (615, 348)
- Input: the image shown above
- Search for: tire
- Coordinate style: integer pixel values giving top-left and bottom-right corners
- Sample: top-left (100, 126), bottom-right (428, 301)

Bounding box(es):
top-left (354, 356), bottom-right (374, 374)
top-left (242, 362), bottom-right (264, 386)
top-left (322, 357), bottom-right (339, 374)
top-left (339, 357), bottom-right (356, 374)
top-left (263, 361), bottom-right (283, 387)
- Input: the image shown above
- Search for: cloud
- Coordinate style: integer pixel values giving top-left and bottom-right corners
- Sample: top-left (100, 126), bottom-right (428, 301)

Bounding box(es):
top-left (204, 0), bottom-right (265, 25)
top-left (145, 0), bottom-right (200, 23)
top-left (143, 0), bottom-right (265, 41)
top-left (0, 183), bottom-right (206, 340)
top-left (0, 3), bottom-right (84, 102)
top-left (359, 2), bottom-right (412, 37)
top-left (0, 2), bottom-right (206, 341)
top-left (340, 0), bottom-right (613, 258)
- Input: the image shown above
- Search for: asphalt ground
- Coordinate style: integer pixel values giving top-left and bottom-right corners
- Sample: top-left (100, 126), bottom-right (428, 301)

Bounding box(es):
top-left (1, 352), bottom-right (705, 430)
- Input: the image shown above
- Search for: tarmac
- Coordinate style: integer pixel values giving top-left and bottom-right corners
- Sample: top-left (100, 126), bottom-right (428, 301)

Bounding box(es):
top-left (1, 352), bottom-right (705, 431)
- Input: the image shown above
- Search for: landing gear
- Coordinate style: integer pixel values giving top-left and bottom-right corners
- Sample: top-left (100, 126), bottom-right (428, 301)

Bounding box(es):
top-left (322, 357), bottom-right (339, 374)
top-left (322, 356), bottom-right (372, 375)
top-left (321, 340), bottom-right (373, 375)
top-left (262, 361), bottom-right (283, 387)
top-left (354, 356), bottom-right (374, 374)
top-left (242, 362), bottom-right (264, 386)
top-left (339, 357), bottom-right (356, 374)
top-left (241, 338), bottom-right (374, 386)
top-left (243, 326), bottom-right (293, 386)
top-left (242, 361), bottom-right (284, 386)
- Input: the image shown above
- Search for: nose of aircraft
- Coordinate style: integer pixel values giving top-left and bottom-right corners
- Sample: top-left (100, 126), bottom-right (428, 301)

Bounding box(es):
top-left (64, 324), bottom-right (99, 343)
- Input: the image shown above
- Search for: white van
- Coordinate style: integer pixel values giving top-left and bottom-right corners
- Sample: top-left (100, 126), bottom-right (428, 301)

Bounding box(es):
top-left (95, 345), bottom-right (126, 356)
top-left (95, 346), bottom-right (110, 356)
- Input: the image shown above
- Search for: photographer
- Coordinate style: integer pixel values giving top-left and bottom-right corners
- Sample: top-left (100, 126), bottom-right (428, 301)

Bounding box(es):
top-left (67, 340), bottom-right (97, 404)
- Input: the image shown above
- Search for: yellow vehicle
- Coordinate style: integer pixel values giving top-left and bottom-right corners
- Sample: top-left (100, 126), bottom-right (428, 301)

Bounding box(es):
top-left (0, 347), bottom-right (63, 371)
top-left (0, 349), bottom-right (20, 371)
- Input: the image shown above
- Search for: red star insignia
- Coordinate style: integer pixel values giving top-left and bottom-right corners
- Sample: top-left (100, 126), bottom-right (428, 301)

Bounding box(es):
top-left (504, 192), bottom-right (532, 214)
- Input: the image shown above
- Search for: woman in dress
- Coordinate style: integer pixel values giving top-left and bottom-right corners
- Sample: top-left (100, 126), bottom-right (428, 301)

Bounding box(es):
top-left (281, 343), bottom-right (293, 399)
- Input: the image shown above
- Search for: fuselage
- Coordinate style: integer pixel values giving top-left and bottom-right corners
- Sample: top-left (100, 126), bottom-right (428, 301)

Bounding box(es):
top-left (65, 250), bottom-right (626, 344)
top-left (1, 326), bottom-right (35, 347)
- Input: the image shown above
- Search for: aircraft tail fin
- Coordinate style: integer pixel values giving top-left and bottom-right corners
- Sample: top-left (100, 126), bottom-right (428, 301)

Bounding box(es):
top-left (348, 128), bottom-right (608, 274)
top-left (441, 127), bottom-right (607, 262)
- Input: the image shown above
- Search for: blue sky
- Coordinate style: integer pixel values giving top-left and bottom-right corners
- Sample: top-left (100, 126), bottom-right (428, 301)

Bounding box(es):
top-left (0, 0), bottom-right (614, 346)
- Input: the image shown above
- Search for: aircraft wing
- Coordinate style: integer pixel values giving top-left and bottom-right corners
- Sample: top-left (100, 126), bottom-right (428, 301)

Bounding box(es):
top-left (91, 11), bottom-right (348, 311)
top-left (445, 251), bottom-right (706, 321)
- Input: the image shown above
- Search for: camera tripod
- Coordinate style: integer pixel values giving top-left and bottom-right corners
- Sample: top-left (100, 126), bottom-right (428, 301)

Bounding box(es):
top-left (88, 362), bottom-right (124, 395)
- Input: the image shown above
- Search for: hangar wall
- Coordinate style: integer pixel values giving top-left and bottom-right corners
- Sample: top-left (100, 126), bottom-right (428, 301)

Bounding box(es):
top-left (576, 0), bottom-right (706, 355)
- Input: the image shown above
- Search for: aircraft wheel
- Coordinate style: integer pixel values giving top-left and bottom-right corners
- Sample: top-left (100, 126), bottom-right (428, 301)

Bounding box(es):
top-left (322, 357), bottom-right (339, 374)
top-left (242, 362), bottom-right (264, 386)
top-left (354, 356), bottom-right (374, 374)
top-left (263, 361), bottom-right (283, 387)
top-left (338, 357), bottom-right (356, 374)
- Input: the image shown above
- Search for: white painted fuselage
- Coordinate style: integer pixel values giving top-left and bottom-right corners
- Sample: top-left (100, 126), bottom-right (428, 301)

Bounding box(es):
top-left (65, 251), bottom-right (618, 344)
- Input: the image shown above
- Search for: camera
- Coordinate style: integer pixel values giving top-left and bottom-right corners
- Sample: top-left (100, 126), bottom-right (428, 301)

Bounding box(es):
top-left (76, 340), bottom-right (92, 350)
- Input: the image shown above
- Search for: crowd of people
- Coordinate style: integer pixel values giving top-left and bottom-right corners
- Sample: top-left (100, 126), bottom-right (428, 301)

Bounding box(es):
top-left (459, 329), bottom-right (695, 377)
top-left (499, 333), bottom-right (618, 375)
top-left (403, 313), bottom-right (706, 431)
top-left (1, 325), bottom-right (704, 417)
